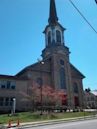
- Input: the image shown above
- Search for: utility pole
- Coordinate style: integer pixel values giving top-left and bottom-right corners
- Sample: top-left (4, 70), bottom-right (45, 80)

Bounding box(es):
top-left (38, 58), bottom-right (44, 115)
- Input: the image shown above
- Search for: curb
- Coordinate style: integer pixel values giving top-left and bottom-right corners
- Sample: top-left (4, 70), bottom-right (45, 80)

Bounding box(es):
top-left (11, 115), bottom-right (97, 129)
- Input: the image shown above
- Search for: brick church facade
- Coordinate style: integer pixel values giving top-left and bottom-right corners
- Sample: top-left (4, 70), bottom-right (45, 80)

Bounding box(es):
top-left (0, 0), bottom-right (85, 112)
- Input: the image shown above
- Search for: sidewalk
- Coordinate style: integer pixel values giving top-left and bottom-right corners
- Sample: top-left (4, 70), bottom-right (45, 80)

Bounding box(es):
top-left (5, 115), bottom-right (97, 129)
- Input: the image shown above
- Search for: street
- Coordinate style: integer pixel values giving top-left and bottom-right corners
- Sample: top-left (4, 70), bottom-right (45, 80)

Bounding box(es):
top-left (25, 119), bottom-right (97, 129)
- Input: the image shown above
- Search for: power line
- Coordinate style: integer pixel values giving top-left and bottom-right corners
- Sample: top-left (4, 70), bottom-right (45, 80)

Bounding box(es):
top-left (95, 0), bottom-right (97, 4)
top-left (68, 0), bottom-right (97, 35)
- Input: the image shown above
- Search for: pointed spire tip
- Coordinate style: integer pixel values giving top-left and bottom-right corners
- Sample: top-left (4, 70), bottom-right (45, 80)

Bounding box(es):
top-left (48, 0), bottom-right (58, 24)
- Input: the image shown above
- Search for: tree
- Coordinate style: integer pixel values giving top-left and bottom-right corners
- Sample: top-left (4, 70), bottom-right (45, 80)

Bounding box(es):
top-left (20, 82), bottom-right (41, 111)
top-left (20, 82), bottom-right (66, 112)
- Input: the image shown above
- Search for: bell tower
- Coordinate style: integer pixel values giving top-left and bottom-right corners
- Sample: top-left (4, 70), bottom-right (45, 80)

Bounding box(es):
top-left (42, 0), bottom-right (74, 108)
top-left (44, 0), bottom-right (65, 47)
top-left (47, 0), bottom-right (65, 47)
top-left (42, 0), bottom-right (67, 59)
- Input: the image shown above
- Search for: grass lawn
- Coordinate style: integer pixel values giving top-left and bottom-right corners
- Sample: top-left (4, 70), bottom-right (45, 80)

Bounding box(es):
top-left (0, 111), bottom-right (96, 124)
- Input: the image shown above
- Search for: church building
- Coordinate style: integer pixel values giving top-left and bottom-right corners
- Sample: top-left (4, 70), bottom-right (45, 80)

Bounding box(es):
top-left (0, 0), bottom-right (85, 112)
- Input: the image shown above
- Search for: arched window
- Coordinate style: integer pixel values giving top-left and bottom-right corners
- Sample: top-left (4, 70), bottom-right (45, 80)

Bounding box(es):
top-left (73, 83), bottom-right (79, 93)
top-left (56, 30), bottom-right (61, 43)
top-left (48, 31), bottom-right (51, 44)
top-left (60, 68), bottom-right (66, 89)
top-left (60, 59), bottom-right (64, 66)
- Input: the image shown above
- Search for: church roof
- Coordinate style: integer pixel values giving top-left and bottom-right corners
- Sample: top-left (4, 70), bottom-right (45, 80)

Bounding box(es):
top-left (16, 58), bottom-right (51, 76)
top-left (0, 74), bottom-right (15, 79)
top-left (16, 58), bottom-right (85, 80)
top-left (0, 74), bottom-right (28, 80)
top-left (70, 64), bottom-right (85, 79)
top-left (15, 62), bottom-right (38, 76)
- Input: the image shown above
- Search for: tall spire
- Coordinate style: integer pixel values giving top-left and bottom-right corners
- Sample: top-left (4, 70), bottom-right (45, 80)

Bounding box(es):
top-left (48, 0), bottom-right (58, 24)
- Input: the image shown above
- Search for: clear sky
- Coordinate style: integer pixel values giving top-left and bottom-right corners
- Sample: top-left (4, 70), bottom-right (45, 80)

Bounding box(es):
top-left (0, 0), bottom-right (97, 90)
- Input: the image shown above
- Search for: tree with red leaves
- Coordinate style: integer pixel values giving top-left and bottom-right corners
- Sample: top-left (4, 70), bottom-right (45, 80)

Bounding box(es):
top-left (21, 81), bottom-right (67, 112)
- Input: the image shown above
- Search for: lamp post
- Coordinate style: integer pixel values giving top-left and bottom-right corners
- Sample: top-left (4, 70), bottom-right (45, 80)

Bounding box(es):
top-left (13, 98), bottom-right (16, 115)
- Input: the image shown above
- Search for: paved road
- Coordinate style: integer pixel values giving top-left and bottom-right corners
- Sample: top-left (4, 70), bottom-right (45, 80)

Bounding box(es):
top-left (26, 119), bottom-right (97, 129)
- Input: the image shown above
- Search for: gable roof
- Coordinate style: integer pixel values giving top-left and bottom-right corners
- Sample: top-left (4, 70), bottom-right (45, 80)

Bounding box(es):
top-left (70, 64), bottom-right (85, 79)
top-left (15, 62), bottom-right (38, 76)
top-left (16, 58), bottom-right (51, 76)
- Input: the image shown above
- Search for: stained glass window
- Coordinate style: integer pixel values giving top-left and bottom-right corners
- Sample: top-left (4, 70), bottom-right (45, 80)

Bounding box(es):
top-left (60, 68), bottom-right (66, 89)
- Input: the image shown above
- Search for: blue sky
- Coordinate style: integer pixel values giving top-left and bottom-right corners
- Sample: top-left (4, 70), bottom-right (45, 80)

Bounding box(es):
top-left (0, 0), bottom-right (97, 90)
